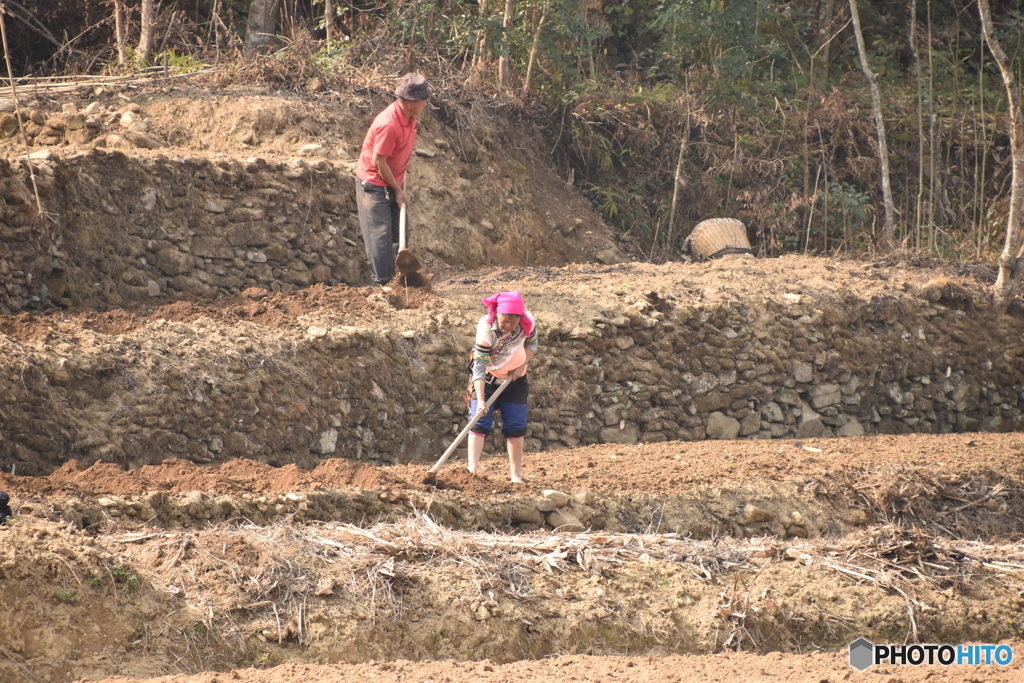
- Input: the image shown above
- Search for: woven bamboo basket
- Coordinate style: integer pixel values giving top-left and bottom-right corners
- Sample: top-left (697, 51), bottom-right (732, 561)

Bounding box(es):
top-left (683, 218), bottom-right (753, 260)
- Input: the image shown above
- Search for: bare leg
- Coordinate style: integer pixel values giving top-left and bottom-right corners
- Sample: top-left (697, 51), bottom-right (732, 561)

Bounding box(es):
top-left (467, 433), bottom-right (485, 475)
top-left (507, 436), bottom-right (524, 483)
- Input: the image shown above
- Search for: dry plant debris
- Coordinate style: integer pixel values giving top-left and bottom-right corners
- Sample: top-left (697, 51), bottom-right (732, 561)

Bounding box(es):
top-left (103, 514), bottom-right (1024, 653)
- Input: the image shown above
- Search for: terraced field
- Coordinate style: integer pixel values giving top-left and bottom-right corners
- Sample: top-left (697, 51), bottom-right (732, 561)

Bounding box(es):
top-left (1, 82), bottom-right (1023, 682)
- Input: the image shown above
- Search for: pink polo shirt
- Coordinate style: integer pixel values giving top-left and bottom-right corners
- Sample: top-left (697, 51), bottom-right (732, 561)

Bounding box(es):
top-left (355, 101), bottom-right (417, 188)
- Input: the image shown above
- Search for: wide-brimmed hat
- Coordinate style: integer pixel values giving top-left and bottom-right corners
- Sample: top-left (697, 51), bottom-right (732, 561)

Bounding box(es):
top-left (395, 73), bottom-right (430, 101)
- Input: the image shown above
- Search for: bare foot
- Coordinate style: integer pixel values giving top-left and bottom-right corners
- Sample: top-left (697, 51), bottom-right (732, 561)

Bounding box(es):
top-left (510, 477), bottom-right (525, 484)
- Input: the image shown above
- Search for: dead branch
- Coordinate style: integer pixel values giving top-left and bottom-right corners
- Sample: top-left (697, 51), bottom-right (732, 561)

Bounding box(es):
top-left (3, 0), bottom-right (63, 50)
top-left (0, 5), bottom-right (48, 223)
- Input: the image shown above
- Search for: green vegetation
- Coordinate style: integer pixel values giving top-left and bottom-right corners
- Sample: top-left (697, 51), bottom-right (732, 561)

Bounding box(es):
top-left (54, 588), bottom-right (80, 604)
top-left (154, 49), bottom-right (206, 73)
top-left (109, 563), bottom-right (140, 593)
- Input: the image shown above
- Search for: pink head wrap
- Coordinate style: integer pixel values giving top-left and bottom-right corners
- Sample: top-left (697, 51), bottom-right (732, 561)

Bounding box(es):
top-left (482, 290), bottom-right (533, 336)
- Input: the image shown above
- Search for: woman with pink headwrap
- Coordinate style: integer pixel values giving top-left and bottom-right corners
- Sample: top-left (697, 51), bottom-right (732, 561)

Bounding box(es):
top-left (468, 290), bottom-right (538, 483)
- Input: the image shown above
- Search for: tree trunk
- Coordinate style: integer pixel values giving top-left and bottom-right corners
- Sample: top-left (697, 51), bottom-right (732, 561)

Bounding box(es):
top-left (472, 0), bottom-right (490, 73)
top-left (325, 0), bottom-right (333, 45)
top-left (524, 5), bottom-right (548, 90)
top-left (497, 0), bottom-right (515, 86)
top-left (113, 0), bottom-right (126, 65)
top-left (979, 0), bottom-right (1024, 312)
top-left (138, 0), bottom-right (155, 64)
top-left (810, 0), bottom-right (835, 92)
top-left (908, 0), bottom-right (924, 249)
top-left (848, 0), bottom-right (896, 247)
top-left (246, 0), bottom-right (283, 54)
top-left (926, 0), bottom-right (936, 249)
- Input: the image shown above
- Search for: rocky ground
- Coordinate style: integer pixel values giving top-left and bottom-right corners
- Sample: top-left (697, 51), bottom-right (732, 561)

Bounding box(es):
top-left (1, 77), bottom-right (1024, 682)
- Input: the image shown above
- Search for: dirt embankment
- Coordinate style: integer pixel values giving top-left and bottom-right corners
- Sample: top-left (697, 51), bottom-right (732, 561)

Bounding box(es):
top-left (0, 91), bottom-right (624, 314)
top-left (4, 433), bottom-right (1024, 540)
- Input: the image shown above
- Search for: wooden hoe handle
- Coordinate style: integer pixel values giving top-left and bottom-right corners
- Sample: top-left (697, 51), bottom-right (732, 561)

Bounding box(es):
top-left (426, 379), bottom-right (511, 475)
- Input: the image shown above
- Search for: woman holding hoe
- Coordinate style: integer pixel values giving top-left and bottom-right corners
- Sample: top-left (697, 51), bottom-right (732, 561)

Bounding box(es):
top-left (467, 291), bottom-right (538, 483)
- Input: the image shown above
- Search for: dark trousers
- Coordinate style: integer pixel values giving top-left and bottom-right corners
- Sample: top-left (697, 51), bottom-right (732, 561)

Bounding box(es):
top-left (355, 179), bottom-right (403, 284)
top-left (469, 375), bottom-right (530, 438)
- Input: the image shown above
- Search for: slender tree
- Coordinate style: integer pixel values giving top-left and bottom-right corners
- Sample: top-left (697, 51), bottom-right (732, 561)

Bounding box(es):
top-left (113, 0), bottom-right (126, 65)
top-left (909, 0), bottom-right (924, 248)
top-left (138, 0), bottom-right (155, 63)
top-left (979, 0), bottom-right (1024, 311)
top-left (498, 0), bottom-right (515, 86)
top-left (926, 0), bottom-right (936, 248)
top-left (325, 0), bottom-right (333, 45)
top-left (472, 0), bottom-right (491, 73)
top-left (811, 0), bottom-right (835, 92)
top-left (848, 0), bottom-right (896, 247)
top-left (666, 99), bottom-right (691, 259)
top-left (524, 3), bottom-right (548, 90)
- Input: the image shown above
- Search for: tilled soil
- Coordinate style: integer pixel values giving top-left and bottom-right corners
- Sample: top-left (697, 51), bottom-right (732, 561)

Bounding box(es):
top-left (2, 431), bottom-right (1022, 500)
top-left (2, 434), bottom-right (1024, 682)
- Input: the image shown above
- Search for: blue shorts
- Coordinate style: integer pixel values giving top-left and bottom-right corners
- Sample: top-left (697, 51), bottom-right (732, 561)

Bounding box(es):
top-left (469, 376), bottom-right (529, 438)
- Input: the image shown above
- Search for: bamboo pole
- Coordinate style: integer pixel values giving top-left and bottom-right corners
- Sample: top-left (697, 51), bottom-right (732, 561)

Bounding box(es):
top-left (0, 70), bottom-right (212, 96)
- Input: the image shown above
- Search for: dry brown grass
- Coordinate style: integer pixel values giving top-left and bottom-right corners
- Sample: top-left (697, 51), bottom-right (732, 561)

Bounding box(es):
top-left (102, 514), bottom-right (1024, 657)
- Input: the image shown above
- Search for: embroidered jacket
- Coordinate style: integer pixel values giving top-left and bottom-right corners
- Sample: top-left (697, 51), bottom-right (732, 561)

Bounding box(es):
top-left (471, 313), bottom-right (538, 381)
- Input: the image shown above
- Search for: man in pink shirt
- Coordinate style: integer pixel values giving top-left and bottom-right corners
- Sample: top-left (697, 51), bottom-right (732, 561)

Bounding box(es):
top-left (354, 73), bottom-right (430, 288)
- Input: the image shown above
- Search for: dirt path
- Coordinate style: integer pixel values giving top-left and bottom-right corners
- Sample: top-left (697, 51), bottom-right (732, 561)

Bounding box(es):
top-left (86, 647), bottom-right (1024, 683)
top-left (2, 431), bottom-right (1022, 500)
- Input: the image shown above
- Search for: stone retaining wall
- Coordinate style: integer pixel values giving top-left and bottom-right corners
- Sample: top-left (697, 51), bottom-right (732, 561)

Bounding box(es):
top-left (0, 114), bottom-right (614, 313)
top-left (526, 292), bottom-right (1023, 449)
top-left (0, 151), bottom-right (369, 312)
top-left (1, 275), bottom-right (1022, 476)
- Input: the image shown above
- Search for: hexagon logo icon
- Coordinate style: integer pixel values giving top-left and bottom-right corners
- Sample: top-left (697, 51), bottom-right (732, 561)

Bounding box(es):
top-left (849, 638), bottom-right (874, 671)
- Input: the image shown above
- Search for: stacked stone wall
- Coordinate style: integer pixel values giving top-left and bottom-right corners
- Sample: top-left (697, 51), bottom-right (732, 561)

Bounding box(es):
top-left (524, 295), bottom-right (1022, 452)
top-left (0, 151), bottom-right (369, 313)
top-left (0, 127), bottom-right (614, 314)
top-left (1, 281), bottom-right (1021, 476)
